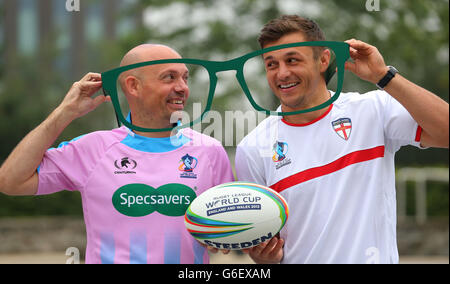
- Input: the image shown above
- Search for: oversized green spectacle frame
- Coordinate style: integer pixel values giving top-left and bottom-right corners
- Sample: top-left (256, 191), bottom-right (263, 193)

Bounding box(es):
top-left (101, 41), bottom-right (350, 132)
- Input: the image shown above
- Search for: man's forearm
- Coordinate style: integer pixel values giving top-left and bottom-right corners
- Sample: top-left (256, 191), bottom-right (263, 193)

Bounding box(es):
top-left (384, 74), bottom-right (449, 148)
top-left (344, 39), bottom-right (449, 148)
top-left (0, 106), bottom-right (75, 195)
top-left (0, 72), bottom-right (105, 195)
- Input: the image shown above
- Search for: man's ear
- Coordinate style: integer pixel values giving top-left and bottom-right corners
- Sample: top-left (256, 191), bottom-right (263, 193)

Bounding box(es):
top-left (321, 49), bottom-right (337, 85)
top-left (123, 75), bottom-right (141, 98)
top-left (320, 49), bottom-right (331, 73)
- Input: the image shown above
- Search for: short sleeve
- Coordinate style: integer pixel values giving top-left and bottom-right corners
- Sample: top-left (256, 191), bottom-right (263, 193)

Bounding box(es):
top-left (372, 90), bottom-right (424, 152)
top-left (36, 133), bottom-right (105, 196)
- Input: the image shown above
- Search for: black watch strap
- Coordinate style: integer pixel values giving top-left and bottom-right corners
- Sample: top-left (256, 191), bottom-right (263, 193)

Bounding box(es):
top-left (376, 66), bottom-right (398, 90)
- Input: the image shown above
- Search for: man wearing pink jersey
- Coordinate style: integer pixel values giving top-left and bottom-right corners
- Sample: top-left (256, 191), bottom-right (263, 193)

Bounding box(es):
top-left (236, 15), bottom-right (448, 264)
top-left (0, 44), bottom-right (234, 264)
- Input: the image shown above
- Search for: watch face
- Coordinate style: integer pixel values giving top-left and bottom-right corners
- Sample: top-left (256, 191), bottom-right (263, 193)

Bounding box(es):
top-left (388, 66), bottom-right (398, 74)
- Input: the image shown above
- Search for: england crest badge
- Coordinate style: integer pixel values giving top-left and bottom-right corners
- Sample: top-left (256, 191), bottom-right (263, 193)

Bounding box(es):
top-left (332, 118), bottom-right (352, 141)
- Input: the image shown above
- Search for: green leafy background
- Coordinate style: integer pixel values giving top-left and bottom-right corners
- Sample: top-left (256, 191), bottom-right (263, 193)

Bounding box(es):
top-left (0, 0), bottom-right (448, 217)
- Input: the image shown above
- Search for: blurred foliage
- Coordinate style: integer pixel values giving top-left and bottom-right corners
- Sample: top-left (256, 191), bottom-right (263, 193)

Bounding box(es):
top-left (405, 181), bottom-right (449, 216)
top-left (0, 191), bottom-right (83, 216)
top-left (0, 0), bottom-right (448, 216)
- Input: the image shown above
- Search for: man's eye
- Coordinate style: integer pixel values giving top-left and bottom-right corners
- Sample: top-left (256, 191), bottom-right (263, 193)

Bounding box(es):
top-left (266, 62), bottom-right (277, 69)
top-left (164, 74), bottom-right (175, 80)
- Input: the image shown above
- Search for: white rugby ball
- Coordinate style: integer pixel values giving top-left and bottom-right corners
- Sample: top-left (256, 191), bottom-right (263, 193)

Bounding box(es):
top-left (185, 182), bottom-right (289, 250)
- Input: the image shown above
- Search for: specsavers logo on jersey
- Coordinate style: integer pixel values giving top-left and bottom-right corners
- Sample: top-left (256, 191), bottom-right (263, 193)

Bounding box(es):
top-left (112, 183), bottom-right (197, 217)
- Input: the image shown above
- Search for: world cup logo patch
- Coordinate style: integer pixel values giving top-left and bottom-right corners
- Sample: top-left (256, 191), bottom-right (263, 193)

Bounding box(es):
top-left (272, 141), bottom-right (288, 162)
top-left (179, 154), bottom-right (198, 179)
top-left (272, 141), bottom-right (291, 170)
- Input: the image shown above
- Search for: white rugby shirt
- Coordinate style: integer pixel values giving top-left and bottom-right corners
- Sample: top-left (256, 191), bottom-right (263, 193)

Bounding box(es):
top-left (236, 90), bottom-right (423, 264)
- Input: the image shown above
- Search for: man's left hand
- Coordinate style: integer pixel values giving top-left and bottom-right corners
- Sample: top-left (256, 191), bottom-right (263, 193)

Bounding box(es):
top-left (344, 39), bottom-right (389, 84)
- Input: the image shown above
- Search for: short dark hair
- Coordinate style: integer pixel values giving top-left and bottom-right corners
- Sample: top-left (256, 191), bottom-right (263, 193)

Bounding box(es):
top-left (258, 15), bottom-right (326, 58)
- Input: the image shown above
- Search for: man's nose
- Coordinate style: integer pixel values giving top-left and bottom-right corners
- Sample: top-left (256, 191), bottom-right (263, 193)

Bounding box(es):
top-left (174, 78), bottom-right (189, 94)
top-left (277, 63), bottom-right (292, 80)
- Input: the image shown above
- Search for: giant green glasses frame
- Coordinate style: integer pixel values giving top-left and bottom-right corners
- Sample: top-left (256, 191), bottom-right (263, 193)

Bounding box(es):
top-left (101, 41), bottom-right (350, 132)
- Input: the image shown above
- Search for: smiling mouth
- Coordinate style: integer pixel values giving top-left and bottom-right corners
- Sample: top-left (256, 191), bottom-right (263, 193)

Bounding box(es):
top-left (167, 99), bottom-right (185, 111)
top-left (278, 82), bottom-right (300, 90)
top-left (168, 99), bottom-right (184, 105)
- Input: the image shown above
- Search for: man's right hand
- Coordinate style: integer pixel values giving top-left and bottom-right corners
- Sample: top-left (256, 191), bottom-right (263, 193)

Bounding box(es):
top-left (58, 73), bottom-right (110, 121)
top-left (0, 73), bottom-right (110, 196)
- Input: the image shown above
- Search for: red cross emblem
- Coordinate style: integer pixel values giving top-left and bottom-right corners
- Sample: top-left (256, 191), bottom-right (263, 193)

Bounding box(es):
top-left (332, 118), bottom-right (352, 141)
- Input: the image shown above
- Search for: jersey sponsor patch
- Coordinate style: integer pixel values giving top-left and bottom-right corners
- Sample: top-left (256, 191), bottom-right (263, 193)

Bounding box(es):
top-left (114, 157), bottom-right (137, 174)
top-left (112, 183), bottom-right (197, 217)
top-left (332, 118), bottom-right (352, 141)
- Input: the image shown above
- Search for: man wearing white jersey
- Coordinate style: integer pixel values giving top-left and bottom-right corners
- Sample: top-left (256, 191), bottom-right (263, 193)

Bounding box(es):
top-left (236, 15), bottom-right (449, 264)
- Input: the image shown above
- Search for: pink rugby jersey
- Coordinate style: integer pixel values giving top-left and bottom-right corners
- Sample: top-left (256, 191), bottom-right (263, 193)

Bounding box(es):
top-left (37, 126), bottom-right (234, 264)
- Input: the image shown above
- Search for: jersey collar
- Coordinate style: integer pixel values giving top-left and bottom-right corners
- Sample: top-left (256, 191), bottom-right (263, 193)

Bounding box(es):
top-left (121, 112), bottom-right (191, 153)
top-left (281, 104), bottom-right (334, 127)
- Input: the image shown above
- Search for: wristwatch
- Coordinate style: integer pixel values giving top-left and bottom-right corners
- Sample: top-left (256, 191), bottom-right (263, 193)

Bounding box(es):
top-left (376, 66), bottom-right (398, 90)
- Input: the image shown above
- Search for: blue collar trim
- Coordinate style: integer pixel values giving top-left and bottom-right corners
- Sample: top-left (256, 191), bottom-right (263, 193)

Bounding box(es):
top-left (121, 132), bottom-right (190, 153)
top-left (121, 112), bottom-right (190, 153)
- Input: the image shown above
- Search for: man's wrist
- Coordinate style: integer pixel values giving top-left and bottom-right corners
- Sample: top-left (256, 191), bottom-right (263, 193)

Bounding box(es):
top-left (50, 106), bottom-right (77, 130)
top-left (376, 66), bottom-right (398, 90)
top-left (373, 66), bottom-right (390, 84)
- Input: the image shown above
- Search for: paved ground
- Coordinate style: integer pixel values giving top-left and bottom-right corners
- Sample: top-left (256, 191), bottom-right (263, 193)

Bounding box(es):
top-left (0, 252), bottom-right (447, 264)
top-left (1, 217), bottom-right (447, 264)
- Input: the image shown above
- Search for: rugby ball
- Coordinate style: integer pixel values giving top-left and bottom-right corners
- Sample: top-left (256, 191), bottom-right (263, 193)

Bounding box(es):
top-left (185, 182), bottom-right (289, 250)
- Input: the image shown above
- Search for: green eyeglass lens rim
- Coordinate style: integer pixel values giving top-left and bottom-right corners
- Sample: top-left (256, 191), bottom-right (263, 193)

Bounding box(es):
top-left (101, 41), bottom-right (350, 132)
